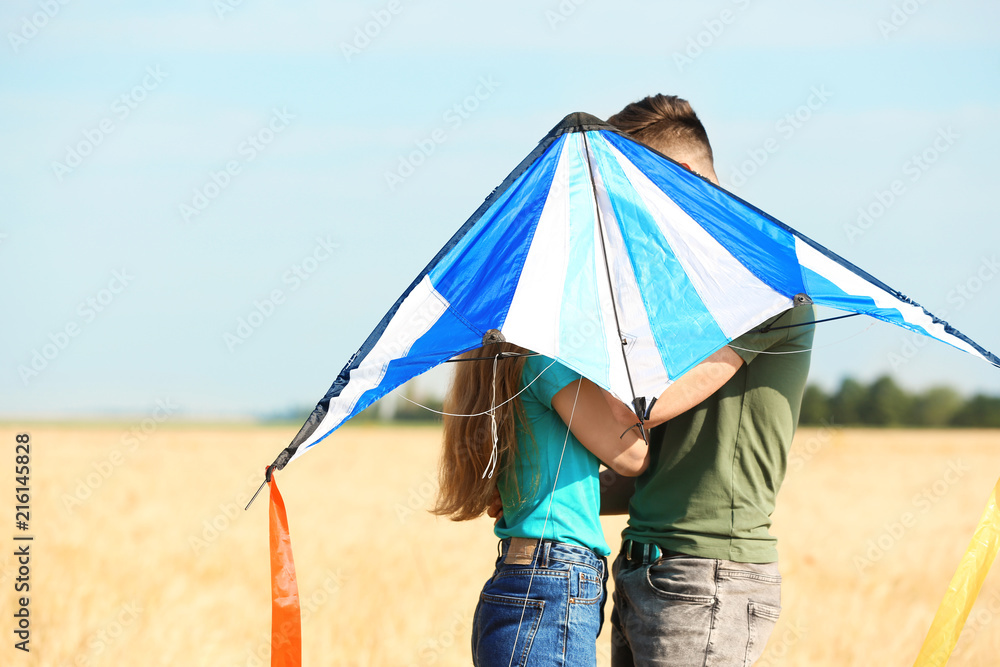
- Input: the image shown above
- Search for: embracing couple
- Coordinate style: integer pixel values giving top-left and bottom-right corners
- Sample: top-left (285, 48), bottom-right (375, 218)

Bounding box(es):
top-left (433, 94), bottom-right (815, 667)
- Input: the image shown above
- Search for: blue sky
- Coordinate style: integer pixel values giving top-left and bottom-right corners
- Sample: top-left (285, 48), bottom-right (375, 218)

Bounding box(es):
top-left (3, 0), bottom-right (1000, 418)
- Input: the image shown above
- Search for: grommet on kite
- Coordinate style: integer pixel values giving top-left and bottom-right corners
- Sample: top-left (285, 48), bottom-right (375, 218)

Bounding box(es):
top-left (252, 112), bottom-right (1000, 666)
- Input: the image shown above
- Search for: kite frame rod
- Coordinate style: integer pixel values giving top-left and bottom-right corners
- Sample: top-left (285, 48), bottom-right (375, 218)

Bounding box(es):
top-left (758, 312), bottom-right (861, 332)
top-left (445, 352), bottom-right (540, 362)
top-left (580, 132), bottom-right (647, 430)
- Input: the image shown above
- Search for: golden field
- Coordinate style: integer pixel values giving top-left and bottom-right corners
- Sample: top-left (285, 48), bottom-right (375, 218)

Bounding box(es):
top-left (0, 424), bottom-right (998, 667)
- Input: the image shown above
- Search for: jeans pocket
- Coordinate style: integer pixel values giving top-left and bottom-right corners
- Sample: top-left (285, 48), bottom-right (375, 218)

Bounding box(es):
top-left (645, 559), bottom-right (717, 604)
top-left (744, 601), bottom-right (781, 667)
top-left (472, 592), bottom-right (545, 667)
top-left (630, 560), bottom-right (716, 662)
top-left (571, 570), bottom-right (603, 604)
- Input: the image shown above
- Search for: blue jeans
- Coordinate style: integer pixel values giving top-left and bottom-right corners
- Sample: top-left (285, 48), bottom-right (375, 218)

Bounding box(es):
top-left (611, 544), bottom-right (782, 667)
top-left (472, 538), bottom-right (609, 667)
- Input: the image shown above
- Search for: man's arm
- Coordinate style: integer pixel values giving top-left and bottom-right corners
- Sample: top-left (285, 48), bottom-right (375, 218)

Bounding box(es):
top-left (645, 346), bottom-right (744, 426)
top-left (598, 346), bottom-right (743, 516)
top-left (602, 346), bottom-right (744, 429)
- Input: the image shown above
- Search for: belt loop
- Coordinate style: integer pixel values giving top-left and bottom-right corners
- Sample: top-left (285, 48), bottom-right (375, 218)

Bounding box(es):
top-left (541, 541), bottom-right (550, 569)
top-left (642, 543), bottom-right (650, 564)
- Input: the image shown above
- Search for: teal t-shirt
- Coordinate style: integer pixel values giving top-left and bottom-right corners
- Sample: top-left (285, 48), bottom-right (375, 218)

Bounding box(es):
top-left (493, 355), bottom-right (611, 556)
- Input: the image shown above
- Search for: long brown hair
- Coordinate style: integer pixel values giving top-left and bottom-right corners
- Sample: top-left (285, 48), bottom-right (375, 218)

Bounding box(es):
top-left (432, 343), bottom-right (537, 521)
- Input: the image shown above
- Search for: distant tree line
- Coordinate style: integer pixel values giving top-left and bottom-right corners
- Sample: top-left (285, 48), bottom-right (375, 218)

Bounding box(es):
top-left (800, 376), bottom-right (1000, 428)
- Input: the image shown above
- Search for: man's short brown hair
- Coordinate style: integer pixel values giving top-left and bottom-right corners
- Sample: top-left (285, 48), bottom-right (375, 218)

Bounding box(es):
top-left (607, 94), bottom-right (714, 164)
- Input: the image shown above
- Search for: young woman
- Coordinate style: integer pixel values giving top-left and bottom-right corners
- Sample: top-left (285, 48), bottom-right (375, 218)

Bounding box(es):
top-left (433, 342), bottom-right (650, 667)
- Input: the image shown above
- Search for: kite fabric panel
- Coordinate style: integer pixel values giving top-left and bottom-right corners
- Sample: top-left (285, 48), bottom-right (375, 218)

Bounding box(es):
top-left (270, 112), bottom-right (999, 470)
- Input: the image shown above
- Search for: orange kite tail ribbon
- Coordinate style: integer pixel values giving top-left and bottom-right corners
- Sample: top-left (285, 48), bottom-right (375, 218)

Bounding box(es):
top-left (913, 476), bottom-right (1000, 666)
top-left (269, 472), bottom-right (301, 667)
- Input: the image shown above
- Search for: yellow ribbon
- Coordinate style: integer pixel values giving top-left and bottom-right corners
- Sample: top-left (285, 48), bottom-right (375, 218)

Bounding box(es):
top-left (913, 476), bottom-right (1000, 666)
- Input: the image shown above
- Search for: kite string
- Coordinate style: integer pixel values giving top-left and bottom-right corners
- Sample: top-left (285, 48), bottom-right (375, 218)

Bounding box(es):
top-left (398, 358), bottom-right (558, 418)
top-left (401, 319), bottom-right (874, 421)
top-left (506, 376), bottom-right (582, 667)
top-left (482, 354), bottom-right (500, 480)
top-left (729, 320), bottom-right (876, 355)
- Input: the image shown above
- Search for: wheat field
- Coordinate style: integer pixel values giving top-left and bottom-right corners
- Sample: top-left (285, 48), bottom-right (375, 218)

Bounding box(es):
top-left (0, 424), bottom-right (998, 666)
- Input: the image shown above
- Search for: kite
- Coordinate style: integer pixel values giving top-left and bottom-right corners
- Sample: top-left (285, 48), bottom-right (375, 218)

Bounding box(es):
top-left (269, 112), bottom-right (998, 471)
top-left (253, 112), bottom-right (1000, 666)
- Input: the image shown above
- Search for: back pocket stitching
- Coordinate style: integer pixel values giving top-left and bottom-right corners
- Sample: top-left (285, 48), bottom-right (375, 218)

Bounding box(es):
top-left (644, 566), bottom-right (716, 604)
top-left (720, 569), bottom-right (782, 585)
top-left (744, 601), bottom-right (781, 667)
top-left (478, 594), bottom-right (546, 667)
top-left (570, 572), bottom-right (603, 604)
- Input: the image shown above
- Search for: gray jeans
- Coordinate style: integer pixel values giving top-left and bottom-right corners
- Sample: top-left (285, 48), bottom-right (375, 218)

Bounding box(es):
top-left (611, 546), bottom-right (781, 667)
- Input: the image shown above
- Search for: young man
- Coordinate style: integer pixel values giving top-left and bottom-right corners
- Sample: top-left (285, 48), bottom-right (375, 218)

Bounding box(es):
top-left (602, 94), bottom-right (815, 666)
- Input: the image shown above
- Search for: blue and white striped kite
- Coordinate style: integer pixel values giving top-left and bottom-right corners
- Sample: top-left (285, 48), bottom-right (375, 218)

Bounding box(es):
top-left (268, 112), bottom-right (999, 471)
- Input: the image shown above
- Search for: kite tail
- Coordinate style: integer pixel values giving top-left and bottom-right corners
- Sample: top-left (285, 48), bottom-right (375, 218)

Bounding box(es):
top-left (913, 476), bottom-right (1000, 666)
top-left (268, 471), bottom-right (302, 667)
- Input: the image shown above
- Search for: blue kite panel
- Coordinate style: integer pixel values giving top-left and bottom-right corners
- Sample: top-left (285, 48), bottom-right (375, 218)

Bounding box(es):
top-left (587, 133), bottom-right (729, 378)
top-left (429, 136), bottom-right (566, 333)
top-left (602, 131), bottom-right (806, 298)
top-left (799, 266), bottom-right (933, 336)
top-left (339, 308), bottom-right (483, 427)
top-left (559, 135), bottom-right (611, 388)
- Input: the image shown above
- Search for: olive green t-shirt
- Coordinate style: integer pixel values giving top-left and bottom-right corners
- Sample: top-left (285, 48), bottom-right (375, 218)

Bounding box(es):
top-left (623, 306), bottom-right (815, 563)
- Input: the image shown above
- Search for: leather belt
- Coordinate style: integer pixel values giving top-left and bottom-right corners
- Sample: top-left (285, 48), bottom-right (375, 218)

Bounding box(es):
top-left (622, 539), bottom-right (686, 563)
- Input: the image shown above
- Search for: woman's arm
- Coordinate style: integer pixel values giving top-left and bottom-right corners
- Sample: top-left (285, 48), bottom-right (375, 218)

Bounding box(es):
top-left (550, 378), bottom-right (650, 477)
top-left (601, 346), bottom-right (745, 429)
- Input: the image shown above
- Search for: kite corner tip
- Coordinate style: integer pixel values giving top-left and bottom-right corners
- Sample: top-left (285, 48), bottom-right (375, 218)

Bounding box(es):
top-left (245, 450), bottom-right (294, 511)
top-left (482, 329), bottom-right (506, 345)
